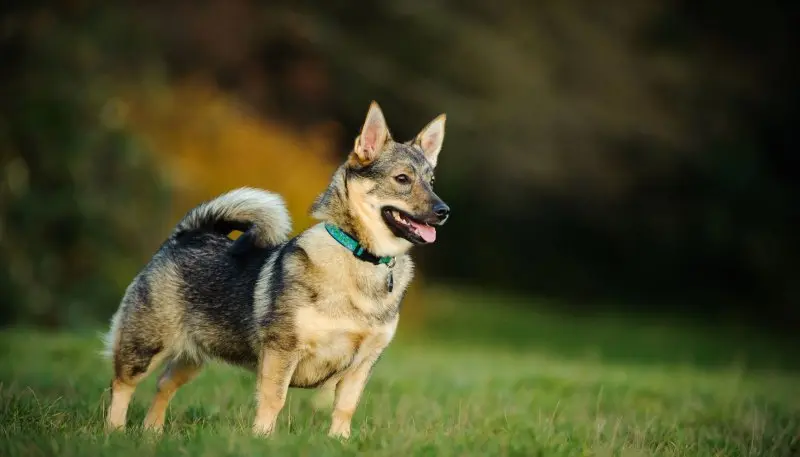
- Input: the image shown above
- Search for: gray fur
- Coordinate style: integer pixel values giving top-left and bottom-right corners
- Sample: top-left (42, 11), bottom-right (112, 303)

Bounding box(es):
top-left (175, 187), bottom-right (291, 247)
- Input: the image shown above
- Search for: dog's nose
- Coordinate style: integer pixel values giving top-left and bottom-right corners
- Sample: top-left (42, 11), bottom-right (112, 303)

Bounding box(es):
top-left (433, 202), bottom-right (450, 221)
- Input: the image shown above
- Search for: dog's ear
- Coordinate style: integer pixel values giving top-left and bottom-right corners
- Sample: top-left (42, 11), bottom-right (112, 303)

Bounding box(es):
top-left (353, 101), bottom-right (390, 165)
top-left (414, 114), bottom-right (446, 167)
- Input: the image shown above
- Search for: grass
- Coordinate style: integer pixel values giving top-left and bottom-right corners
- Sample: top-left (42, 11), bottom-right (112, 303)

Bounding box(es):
top-left (1, 288), bottom-right (798, 456)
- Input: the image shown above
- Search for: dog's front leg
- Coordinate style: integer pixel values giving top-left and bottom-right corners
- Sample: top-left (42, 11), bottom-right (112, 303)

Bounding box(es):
top-left (328, 354), bottom-right (379, 439)
top-left (253, 349), bottom-right (299, 436)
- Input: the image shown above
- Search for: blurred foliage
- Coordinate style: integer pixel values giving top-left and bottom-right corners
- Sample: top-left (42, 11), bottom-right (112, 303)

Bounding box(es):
top-left (1, 0), bottom-right (798, 329)
top-left (0, 4), bottom-right (170, 327)
top-left (119, 79), bottom-right (339, 234)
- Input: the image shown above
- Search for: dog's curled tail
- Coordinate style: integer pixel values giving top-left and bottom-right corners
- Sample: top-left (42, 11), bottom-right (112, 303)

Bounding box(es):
top-left (173, 187), bottom-right (292, 247)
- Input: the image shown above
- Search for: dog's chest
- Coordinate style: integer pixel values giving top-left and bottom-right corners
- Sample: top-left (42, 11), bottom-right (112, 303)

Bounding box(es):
top-left (290, 306), bottom-right (397, 388)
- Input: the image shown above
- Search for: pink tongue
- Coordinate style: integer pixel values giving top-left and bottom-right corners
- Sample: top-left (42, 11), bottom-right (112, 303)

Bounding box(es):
top-left (409, 221), bottom-right (437, 242)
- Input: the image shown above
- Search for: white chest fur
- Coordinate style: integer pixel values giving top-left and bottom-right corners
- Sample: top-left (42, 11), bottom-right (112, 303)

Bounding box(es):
top-left (291, 307), bottom-right (397, 388)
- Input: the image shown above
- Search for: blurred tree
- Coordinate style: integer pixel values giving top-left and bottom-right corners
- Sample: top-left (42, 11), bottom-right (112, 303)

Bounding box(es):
top-left (0, 5), bottom-right (171, 327)
top-left (121, 78), bottom-right (338, 233)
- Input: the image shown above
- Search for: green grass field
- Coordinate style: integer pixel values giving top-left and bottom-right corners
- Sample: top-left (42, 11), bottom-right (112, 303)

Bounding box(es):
top-left (1, 289), bottom-right (798, 456)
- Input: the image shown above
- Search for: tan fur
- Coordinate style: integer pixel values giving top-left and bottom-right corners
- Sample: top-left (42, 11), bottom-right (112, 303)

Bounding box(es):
top-left (106, 380), bottom-right (135, 432)
top-left (253, 349), bottom-right (299, 435)
top-left (329, 350), bottom-right (382, 438)
top-left (104, 262), bottom-right (194, 431)
top-left (106, 350), bottom-right (169, 431)
top-left (143, 358), bottom-right (203, 432)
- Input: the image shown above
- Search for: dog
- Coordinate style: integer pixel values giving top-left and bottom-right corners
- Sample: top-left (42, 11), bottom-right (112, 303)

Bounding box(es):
top-left (103, 101), bottom-right (450, 439)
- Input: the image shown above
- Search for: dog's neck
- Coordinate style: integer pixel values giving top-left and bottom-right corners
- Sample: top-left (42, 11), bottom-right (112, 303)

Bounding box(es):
top-left (310, 166), bottom-right (411, 258)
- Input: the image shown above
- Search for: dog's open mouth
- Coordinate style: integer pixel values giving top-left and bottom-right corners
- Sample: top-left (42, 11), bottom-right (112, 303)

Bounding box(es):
top-left (381, 207), bottom-right (437, 244)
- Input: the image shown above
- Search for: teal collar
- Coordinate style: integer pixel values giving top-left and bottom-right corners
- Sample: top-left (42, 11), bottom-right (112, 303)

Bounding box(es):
top-left (324, 223), bottom-right (394, 265)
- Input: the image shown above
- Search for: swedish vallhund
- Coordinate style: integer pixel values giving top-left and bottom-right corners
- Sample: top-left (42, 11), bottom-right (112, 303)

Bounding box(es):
top-left (103, 102), bottom-right (450, 438)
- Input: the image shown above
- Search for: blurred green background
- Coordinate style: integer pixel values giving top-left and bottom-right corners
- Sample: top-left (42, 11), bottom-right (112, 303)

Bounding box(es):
top-left (2, 0), bottom-right (798, 331)
top-left (1, 1), bottom-right (799, 455)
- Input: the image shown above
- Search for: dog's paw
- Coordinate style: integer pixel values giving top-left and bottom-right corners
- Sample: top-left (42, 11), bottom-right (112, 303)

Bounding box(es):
top-left (142, 423), bottom-right (164, 434)
top-left (328, 424), bottom-right (351, 440)
top-left (252, 423), bottom-right (275, 437)
top-left (143, 417), bottom-right (165, 434)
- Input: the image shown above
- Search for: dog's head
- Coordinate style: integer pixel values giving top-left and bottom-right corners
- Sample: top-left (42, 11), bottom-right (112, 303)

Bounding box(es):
top-left (336, 102), bottom-right (450, 256)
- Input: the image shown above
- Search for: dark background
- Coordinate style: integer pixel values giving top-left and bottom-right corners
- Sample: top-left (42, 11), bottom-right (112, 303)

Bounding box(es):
top-left (1, 0), bottom-right (798, 333)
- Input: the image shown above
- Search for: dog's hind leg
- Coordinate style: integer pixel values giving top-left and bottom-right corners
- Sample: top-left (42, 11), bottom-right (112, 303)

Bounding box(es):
top-left (106, 329), bottom-right (169, 432)
top-left (143, 357), bottom-right (203, 432)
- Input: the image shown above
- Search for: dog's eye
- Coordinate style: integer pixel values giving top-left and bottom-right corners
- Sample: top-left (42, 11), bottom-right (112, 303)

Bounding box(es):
top-left (394, 174), bottom-right (410, 184)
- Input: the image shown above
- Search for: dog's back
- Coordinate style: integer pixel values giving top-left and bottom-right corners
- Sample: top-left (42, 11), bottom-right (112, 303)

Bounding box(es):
top-left (169, 230), bottom-right (273, 368)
